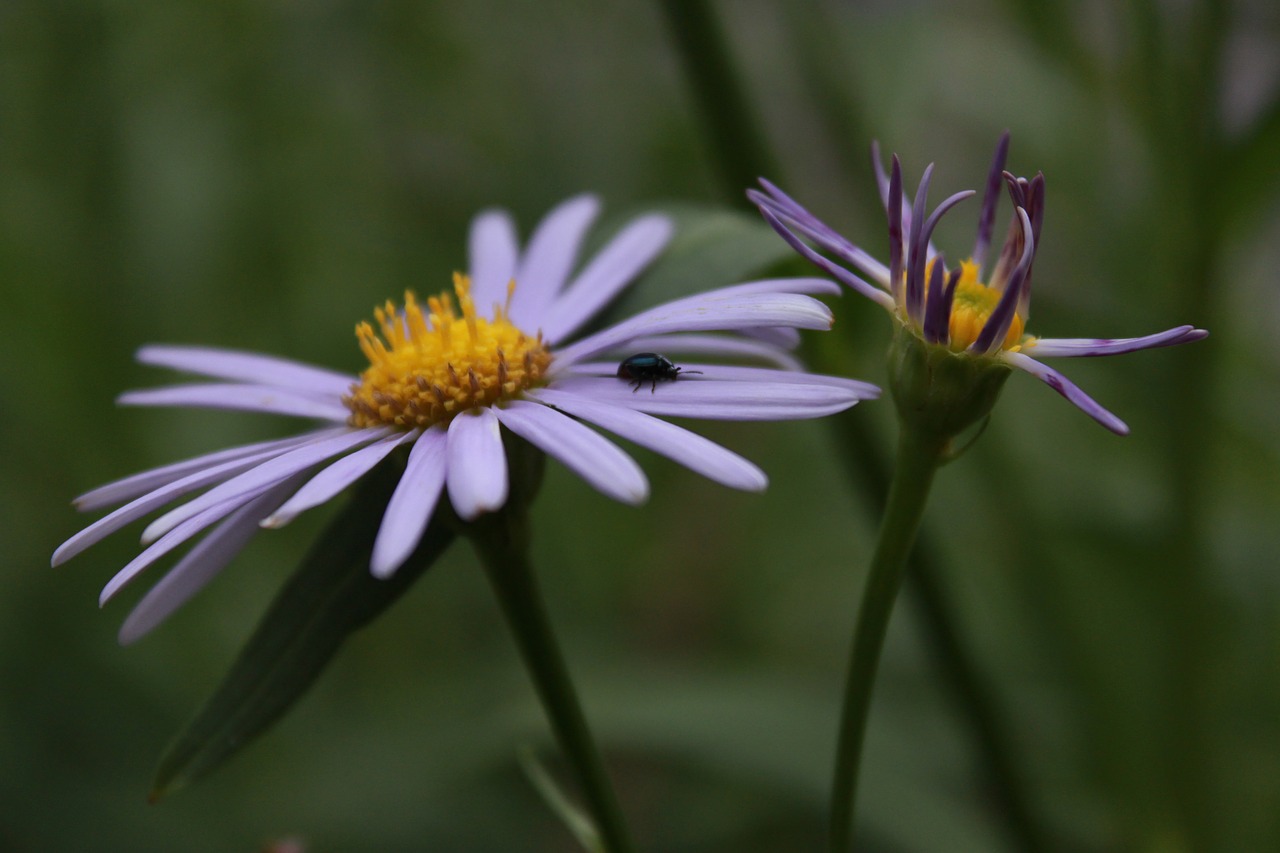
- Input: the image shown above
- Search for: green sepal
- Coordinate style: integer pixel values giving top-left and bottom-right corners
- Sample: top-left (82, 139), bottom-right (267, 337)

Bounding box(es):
top-left (150, 451), bottom-right (456, 800)
top-left (517, 746), bottom-right (604, 853)
top-left (887, 324), bottom-right (1013, 445)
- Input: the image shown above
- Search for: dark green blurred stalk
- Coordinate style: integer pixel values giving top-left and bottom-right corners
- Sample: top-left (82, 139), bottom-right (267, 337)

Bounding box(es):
top-left (829, 424), bottom-right (946, 852)
top-left (656, 1), bottom-right (1047, 850)
top-left (471, 509), bottom-right (631, 853)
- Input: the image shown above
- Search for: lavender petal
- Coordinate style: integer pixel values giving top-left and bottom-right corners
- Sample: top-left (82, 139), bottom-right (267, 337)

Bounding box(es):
top-left (469, 209), bottom-right (521, 312)
top-left (494, 400), bottom-right (648, 504)
top-left (970, 209), bottom-right (1034, 355)
top-left (508, 194), bottom-right (601, 327)
top-left (531, 388), bottom-right (768, 491)
top-left (542, 214), bottom-right (673, 343)
top-left (116, 481), bottom-right (300, 645)
top-left (263, 429), bottom-right (419, 528)
top-left (136, 345), bottom-right (355, 397)
top-left (370, 426), bottom-right (448, 579)
top-left (613, 334), bottom-right (805, 370)
top-left (757, 208), bottom-right (895, 309)
top-left (141, 428), bottom-right (385, 544)
top-left (119, 383), bottom-right (351, 421)
top-left (445, 408), bottom-right (509, 521)
top-left (542, 375), bottom-right (872, 420)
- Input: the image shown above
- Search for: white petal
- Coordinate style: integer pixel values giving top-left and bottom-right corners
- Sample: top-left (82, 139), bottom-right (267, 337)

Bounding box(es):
top-left (141, 429), bottom-right (386, 543)
top-left (445, 408), bottom-right (509, 521)
top-left (117, 481), bottom-right (299, 645)
top-left (469, 209), bottom-right (520, 312)
top-left (137, 345), bottom-right (354, 396)
top-left (494, 400), bottom-right (648, 504)
top-left (531, 388), bottom-right (767, 491)
top-left (370, 426), bottom-right (448, 578)
top-left (508, 195), bottom-right (601, 328)
top-left (119, 383), bottom-right (350, 421)
top-left (263, 429), bottom-right (420, 528)
top-left (542, 214), bottom-right (673, 343)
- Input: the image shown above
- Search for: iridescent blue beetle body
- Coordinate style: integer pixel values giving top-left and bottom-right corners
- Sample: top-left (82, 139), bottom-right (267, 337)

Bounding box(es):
top-left (616, 352), bottom-right (702, 393)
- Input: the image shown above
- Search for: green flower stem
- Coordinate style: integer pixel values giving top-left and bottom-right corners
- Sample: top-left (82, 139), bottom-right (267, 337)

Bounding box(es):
top-left (830, 424), bottom-right (948, 853)
top-left (471, 512), bottom-right (631, 853)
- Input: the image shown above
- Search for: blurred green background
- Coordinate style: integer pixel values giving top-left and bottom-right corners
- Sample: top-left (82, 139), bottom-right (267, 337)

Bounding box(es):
top-left (3, 0), bottom-right (1277, 850)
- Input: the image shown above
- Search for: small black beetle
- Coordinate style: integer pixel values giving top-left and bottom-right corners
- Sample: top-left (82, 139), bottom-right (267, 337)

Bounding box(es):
top-left (616, 352), bottom-right (702, 393)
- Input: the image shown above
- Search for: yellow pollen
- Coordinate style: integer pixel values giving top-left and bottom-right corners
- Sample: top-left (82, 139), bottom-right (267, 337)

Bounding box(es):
top-left (924, 259), bottom-right (1025, 351)
top-left (344, 273), bottom-right (552, 429)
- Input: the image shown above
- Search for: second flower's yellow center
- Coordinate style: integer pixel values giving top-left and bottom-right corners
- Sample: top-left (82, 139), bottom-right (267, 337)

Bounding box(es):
top-left (344, 274), bottom-right (552, 429)
top-left (925, 259), bottom-right (1025, 351)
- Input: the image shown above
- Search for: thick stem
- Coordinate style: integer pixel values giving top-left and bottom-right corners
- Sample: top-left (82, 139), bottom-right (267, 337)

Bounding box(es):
top-left (473, 517), bottom-right (632, 853)
top-left (830, 426), bottom-right (947, 852)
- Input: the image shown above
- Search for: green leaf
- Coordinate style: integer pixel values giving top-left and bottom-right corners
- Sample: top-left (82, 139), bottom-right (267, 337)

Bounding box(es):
top-left (151, 456), bottom-right (456, 799)
top-left (595, 203), bottom-right (805, 323)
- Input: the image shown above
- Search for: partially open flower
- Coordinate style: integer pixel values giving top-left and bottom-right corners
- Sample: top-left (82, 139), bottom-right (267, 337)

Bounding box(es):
top-left (56, 195), bottom-right (878, 642)
top-left (751, 133), bottom-right (1207, 436)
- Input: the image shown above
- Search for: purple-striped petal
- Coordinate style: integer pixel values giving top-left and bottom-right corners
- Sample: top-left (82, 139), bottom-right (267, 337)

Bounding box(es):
top-left (970, 208), bottom-right (1034, 355)
top-left (543, 375), bottom-right (871, 420)
top-left (445, 408), bottom-right (508, 521)
top-left (117, 481), bottom-right (300, 645)
top-left (750, 182), bottom-right (890, 285)
top-left (904, 163), bottom-right (935, 324)
top-left (757, 208), bottom-right (895, 309)
top-left (263, 429), bottom-right (420, 528)
top-left (1022, 326), bottom-right (1208, 358)
top-left (972, 131), bottom-right (1011, 273)
top-left (119, 383), bottom-right (350, 421)
top-left (468, 209), bottom-right (521, 312)
top-left (370, 426), bottom-right (448, 579)
top-left (72, 431), bottom-right (332, 512)
top-left (1003, 352), bottom-right (1130, 435)
top-left (542, 214), bottom-right (673, 343)
top-left (508, 195), bottom-right (601, 327)
top-left (494, 400), bottom-right (648, 504)
top-left (136, 345), bottom-right (355, 397)
top-left (141, 429), bottom-right (386, 544)
top-left (529, 388), bottom-right (767, 491)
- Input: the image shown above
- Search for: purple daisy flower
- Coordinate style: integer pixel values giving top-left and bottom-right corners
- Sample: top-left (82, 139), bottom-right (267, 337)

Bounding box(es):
top-left (750, 133), bottom-right (1207, 435)
top-left (56, 195), bottom-right (878, 643)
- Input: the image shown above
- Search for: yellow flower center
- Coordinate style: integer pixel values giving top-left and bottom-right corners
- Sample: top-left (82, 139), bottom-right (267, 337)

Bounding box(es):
top-left (344, 273), bottom-right (552, 429)
top-left (925, 259), bottom-right (1025, 352)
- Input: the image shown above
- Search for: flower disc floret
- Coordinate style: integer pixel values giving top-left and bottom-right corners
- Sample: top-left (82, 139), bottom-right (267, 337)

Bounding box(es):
top-left (345, 273), bottom-right (552, 429)
top-left (928, 259), bottom-right (1024, 352)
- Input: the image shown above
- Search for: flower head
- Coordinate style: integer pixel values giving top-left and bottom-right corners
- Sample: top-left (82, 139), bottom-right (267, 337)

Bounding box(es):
top-left (56, 195), bottom-right (878, 643)
top-left (750, 133), bottom-right (1207, 436)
